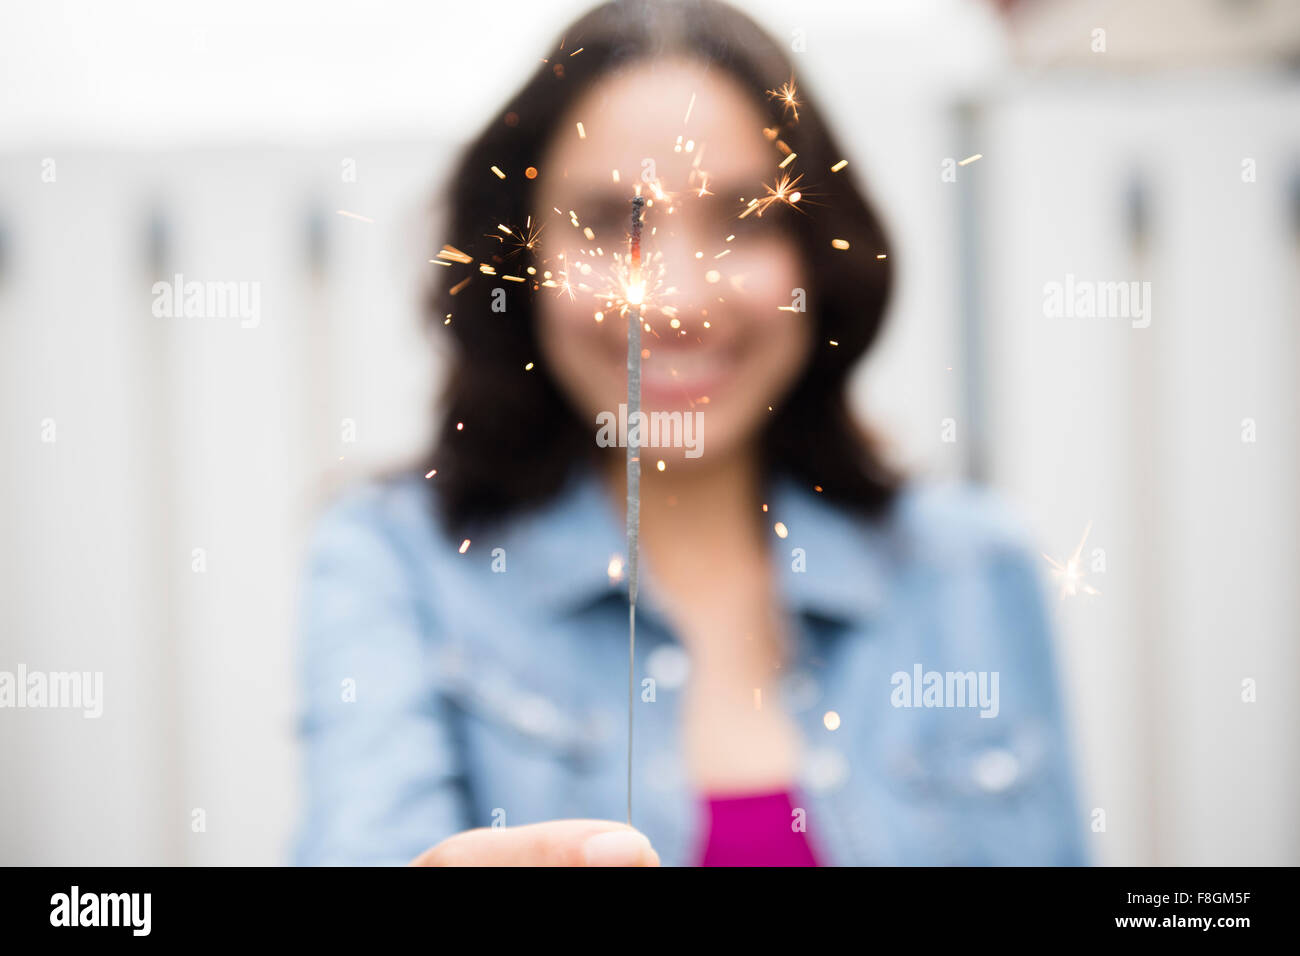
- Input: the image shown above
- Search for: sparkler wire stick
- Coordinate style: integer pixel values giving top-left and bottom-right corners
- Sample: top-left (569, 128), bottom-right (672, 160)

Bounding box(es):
top-left (626, 194), bottom-right (645, 826)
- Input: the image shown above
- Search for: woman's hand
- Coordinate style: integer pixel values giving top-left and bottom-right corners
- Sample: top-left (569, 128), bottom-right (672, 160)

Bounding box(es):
top-left (409, 820), bottom-right (661, 867)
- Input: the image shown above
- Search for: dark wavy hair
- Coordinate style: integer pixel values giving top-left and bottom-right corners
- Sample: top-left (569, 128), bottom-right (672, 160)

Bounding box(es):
top-left (425, 0), bottom-right (897, 537)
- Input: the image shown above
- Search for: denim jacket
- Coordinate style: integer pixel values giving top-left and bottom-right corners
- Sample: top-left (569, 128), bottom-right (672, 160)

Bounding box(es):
top-left (291, 465), bottom-right (1088, 866)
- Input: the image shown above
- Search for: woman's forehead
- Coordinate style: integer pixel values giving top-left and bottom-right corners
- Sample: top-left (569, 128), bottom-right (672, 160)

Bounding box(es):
top-left (538, 58), bottom-right (773, 199)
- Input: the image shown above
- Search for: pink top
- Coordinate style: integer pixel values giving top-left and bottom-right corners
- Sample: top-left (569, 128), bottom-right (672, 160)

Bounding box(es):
top-left (695, 790), bottom-right (821, 866)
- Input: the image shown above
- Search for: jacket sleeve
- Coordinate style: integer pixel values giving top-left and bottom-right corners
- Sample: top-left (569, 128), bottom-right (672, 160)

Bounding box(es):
top-left (290, 490), bottom-right (471, 865)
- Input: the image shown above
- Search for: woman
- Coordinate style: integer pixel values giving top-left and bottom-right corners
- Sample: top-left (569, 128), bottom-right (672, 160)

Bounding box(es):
top-left (293, 0), bottom-right (1087, 867)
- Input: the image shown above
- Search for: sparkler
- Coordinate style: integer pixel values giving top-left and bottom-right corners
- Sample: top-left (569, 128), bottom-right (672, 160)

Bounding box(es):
top-left (625, 193), bottom-right (645, 826)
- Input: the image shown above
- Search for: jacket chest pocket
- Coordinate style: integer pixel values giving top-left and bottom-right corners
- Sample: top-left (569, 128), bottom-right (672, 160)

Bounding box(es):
top-left (430, 641), bottom-right (615, 762)
top-left (884, 717), bottom-right (1052, 803)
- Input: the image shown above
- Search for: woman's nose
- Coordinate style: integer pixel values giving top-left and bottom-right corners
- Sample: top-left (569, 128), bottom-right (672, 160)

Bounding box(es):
top-left (654, 228), bottom-right (713, 310)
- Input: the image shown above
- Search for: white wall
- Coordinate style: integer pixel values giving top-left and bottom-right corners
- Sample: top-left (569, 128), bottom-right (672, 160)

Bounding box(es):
top-left (981, 74), bottom-right (1300, 864)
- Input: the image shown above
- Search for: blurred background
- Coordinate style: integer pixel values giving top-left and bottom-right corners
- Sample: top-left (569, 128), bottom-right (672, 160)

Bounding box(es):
top-left (1, 0), bottom-right (1297, 865)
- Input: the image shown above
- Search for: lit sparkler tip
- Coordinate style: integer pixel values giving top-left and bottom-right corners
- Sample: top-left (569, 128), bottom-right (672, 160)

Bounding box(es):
top-left (629, 194), bottom-right (645, 270)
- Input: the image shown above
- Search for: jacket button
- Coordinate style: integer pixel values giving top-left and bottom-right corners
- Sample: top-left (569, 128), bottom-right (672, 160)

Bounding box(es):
top-left (513, 694), bottom-right (562, 737)
top-left (801, 747), bottom-right (849, 793)
top-left (972, 747), bottom-right (1019, 793)
top-left (646, 645), bottom-right (690, 691)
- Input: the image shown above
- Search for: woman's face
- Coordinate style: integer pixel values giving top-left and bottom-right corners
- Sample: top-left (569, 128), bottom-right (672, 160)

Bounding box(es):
top-left (535, 58), bottom-right (812, 467)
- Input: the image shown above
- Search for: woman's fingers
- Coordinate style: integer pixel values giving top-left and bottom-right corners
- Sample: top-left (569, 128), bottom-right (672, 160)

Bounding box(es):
top-left (410, 820), bottom-right (660, 867)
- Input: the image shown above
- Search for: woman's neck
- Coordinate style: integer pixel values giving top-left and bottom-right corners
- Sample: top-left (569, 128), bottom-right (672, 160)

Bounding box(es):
top-left (600, 443), bottom-right (771, 618)
top-left (601, 441), bottom-right (764, 538)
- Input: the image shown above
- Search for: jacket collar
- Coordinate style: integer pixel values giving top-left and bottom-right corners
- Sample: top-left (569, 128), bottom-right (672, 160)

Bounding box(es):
top-left (494, 464), bottom-right (894, 628)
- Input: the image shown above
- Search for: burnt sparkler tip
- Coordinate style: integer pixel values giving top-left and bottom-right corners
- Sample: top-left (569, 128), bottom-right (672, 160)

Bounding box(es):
top-left (630, 195), bottom-right (645, 247)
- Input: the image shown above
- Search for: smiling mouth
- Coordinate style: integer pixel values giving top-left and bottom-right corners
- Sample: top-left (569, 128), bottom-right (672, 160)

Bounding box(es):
top-left (644, 345), bottom-right (732, 392)
top-left (617, 334), bottom-right (740, 406)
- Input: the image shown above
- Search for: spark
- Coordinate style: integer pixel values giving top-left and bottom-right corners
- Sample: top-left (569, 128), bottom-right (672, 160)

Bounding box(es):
top-left (831, 238), bottom-right (850, 250)
top-left (437, 245), bottom-right (474, 264)
top-left (683, 92), bottom-right (696, 124)
top-left (831, 159), bottom-right (848, 172)
top-left (490, 165), bottom-right (506, 179)
top-left (336, 210), bottom-right (374, 223)
top-left (774, 522), bottom-right (789, 539)
top-left (739, 172), bottom-right (804, 219)
top-left (767, 77), bottom-right (800, 121)
top-left (958, 153), bottom-right (983, 166)
top-left (496, 218), bottom-right (544, 258)
top-left (425, 469), bottom-right (437, 479)
top-left (576, 121), bottom-right (586, 139)
top-left (1043, 521), bottom-right (1100, 598)
top-left (553, 208), bottom-right (668, 320)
